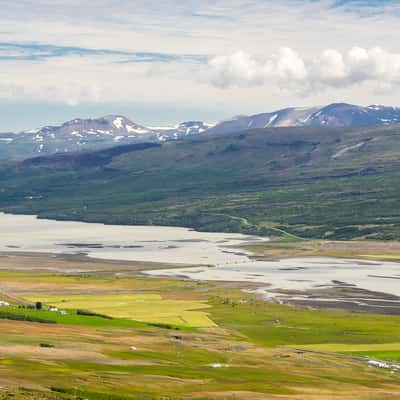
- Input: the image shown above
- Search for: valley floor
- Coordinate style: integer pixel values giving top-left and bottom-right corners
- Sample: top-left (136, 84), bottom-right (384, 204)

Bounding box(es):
top-left (0, 251), bottom-right (399, 399)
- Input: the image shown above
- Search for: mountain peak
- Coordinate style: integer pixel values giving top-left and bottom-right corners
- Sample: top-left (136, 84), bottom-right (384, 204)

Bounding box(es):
top-left (1, 103), bottom-right (400, 160)
top-left (207, 103), bottom-right (400, 135)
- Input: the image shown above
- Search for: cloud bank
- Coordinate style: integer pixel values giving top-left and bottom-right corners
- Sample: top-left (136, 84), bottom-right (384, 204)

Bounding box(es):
top-left (208, 47), bottom-right (400, 93)
top-left (1, 0), bottom-right (400, 130)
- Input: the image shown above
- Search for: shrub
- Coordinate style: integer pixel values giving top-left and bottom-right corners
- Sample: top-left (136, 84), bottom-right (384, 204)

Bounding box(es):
top-left (0, 311), bottom-right (56, 324)
top-left (76, 309), bottom-right (113, 319)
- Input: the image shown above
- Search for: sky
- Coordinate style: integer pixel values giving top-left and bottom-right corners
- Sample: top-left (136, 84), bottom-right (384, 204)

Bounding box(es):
top-left (1, 0), bottom-right (400, 131)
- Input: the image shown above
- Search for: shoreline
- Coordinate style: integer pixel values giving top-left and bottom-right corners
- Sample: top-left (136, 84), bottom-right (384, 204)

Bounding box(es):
top-left (2, 212), bottom-right (400, 316)
top-left (2, 251), bottom-right (400, 315)
top-left (0, 251), bottom-right (205, 274)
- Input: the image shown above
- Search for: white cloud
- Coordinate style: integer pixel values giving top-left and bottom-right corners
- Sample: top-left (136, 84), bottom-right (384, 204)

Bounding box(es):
top-left (0, 1), bottom-right (399, 55)
top-left (207, 47), bottom-right (400, 94)
top-left (1, 0), bottom-right (400, 129)
top-left (0, 54), bottom-right (206, 107)
top-left (207, 48), bottom-right (308, 89)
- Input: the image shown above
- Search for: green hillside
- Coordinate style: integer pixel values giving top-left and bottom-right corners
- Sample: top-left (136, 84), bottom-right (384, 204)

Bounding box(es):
top-left (0, 125), bottom-right (399, 240)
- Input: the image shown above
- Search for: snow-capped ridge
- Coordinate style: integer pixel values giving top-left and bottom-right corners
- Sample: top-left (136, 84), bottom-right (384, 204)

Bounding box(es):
top-left (0, 114), bottom-right (214, 157)
top-left (2, 103), bottom-right (400, 159)
top-left (206, 103), bottom-right (400, 135)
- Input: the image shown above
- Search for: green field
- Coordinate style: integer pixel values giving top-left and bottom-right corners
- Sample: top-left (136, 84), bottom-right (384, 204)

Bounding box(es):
top-left (295, 343), bottom-right (400, 362)
top-left (0, 256), bottom-right (400, 399)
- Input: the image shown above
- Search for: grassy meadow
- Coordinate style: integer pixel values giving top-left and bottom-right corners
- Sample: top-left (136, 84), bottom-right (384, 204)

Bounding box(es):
top-left (0, 253), bottom-right (399, 399)
top-left (22, 293), bottom-right (215, 328)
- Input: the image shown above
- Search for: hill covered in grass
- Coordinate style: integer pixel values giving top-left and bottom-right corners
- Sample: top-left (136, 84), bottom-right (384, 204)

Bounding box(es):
top-left (0, 124), bottom-right (399, 240)
top-left (2, 257), bottom-right (400, 399)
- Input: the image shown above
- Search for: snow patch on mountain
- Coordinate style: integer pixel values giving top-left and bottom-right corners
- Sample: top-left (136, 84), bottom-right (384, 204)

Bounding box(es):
top-left (113, 117), bottom-right (124, 129)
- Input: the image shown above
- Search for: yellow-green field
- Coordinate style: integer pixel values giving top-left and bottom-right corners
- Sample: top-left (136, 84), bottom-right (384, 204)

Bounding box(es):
top-left (296, 343), bottom-right (400, 353)
top-left (23, 293), bottom-right (216, 328)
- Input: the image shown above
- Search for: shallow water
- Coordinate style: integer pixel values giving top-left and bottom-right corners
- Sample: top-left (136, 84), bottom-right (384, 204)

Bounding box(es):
top-left (1, 213), bottom-right (400, 298)
top-left (0, 213), bottom-right (263, 265)
top-left (145, 257), bottom-right (400, 298)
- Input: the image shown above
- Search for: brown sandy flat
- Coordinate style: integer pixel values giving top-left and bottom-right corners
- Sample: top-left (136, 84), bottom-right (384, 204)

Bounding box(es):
top-left (0, 252), bottom-right (185, 273)
top-left (246, 240), bottom-right (400, 261)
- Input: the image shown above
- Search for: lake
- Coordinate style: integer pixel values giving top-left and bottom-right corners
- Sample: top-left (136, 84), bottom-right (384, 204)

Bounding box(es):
top-left (0, 212), bottom-right (263, 265)
top-left (1, 213), bottom-right (400, 303)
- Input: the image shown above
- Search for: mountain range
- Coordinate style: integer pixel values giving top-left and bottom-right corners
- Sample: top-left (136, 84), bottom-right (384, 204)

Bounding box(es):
top-left (206, 103), bottom-right (400, 135)
top-left (1, 103), bottom-right (400, 160)
top-left (0, 115), bottom-right (212, 160)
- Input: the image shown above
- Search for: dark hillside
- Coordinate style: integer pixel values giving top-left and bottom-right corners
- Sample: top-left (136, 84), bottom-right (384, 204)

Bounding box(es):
top-left (1, 125), bottom-right (399, 240)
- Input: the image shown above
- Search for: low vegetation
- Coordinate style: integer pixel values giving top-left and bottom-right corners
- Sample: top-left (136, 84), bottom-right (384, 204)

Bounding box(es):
top-left (23, 293), bottom-right (216, 328)
top-left (76, 309), bottom-right (113, 319)
top-left (0, 255), bottom-right (399, 399)
top-left (1, 125), bottom-right (400, 240)
top-left (0, 309), bottom-right (56, 324)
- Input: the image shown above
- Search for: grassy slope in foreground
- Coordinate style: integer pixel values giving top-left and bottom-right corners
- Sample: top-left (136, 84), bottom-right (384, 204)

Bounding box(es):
top-left (1, 261), bottom-right (400, 399)
top-left (0, 125), bottom-right (400, 240)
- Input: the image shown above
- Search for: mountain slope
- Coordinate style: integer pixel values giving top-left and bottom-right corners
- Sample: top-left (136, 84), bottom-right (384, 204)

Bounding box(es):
top-left (207, 103), bottom-right (400, 135)
top-left (1, 124), bottom-right (400, 240)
